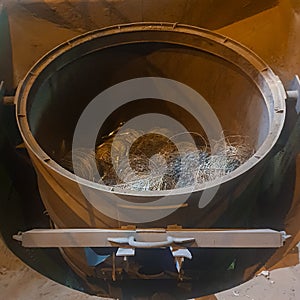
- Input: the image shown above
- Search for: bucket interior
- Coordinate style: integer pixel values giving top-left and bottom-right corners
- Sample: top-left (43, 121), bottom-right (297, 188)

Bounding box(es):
top-left (26, 41), bottom-right (269, 168)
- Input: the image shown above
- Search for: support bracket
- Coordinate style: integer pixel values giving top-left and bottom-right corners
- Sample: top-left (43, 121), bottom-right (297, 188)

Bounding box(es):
top-left (13, 228), bottom-right (289, 249)
top-left (286, 75), bottom-right (300, 114)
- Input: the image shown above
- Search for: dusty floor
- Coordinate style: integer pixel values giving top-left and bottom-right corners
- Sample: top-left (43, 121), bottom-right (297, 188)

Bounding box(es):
top-left (0, 235), bottom-right (100, 300)
top-left (1, 0), bottom-right (300, 299)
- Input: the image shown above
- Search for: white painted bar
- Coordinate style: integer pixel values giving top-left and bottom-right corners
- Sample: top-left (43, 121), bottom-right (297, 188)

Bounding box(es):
top-left (13, 228), bottom-right (285, 248)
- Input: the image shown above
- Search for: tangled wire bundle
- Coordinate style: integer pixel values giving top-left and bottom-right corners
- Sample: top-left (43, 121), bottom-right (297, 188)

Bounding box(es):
top-left (61, 128), bottom-right (255, 192)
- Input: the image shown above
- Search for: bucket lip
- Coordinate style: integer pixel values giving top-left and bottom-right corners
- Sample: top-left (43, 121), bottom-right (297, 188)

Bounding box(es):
top-left (15, 22), bottom-right (286, 197)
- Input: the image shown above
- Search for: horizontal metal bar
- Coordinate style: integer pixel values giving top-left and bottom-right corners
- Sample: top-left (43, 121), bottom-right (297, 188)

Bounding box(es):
top-left (3, 96), bottom-right (15, 105)
top-left (13, 228), bottom-right (286, 248)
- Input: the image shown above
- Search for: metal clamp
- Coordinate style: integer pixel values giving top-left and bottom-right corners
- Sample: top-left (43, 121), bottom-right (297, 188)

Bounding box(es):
top-left (286, 75), bottom-right (300, 114)
top-left (280, 231), bottom-right (291, 242)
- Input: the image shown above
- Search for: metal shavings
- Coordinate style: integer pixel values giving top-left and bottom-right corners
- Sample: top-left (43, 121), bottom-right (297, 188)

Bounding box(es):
top-left (60, 148), bottom-right (98, 181)
top-left (60, 127), bottom-right (255, 192)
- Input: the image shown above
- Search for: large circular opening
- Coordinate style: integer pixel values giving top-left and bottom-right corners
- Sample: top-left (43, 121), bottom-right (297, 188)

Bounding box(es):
top-left (16, 23), bottom-right (285, 197)
top-left (31, 41), bottom-right (265, 160)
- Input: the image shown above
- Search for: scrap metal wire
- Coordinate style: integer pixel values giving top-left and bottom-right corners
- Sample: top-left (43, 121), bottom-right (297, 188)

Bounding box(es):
top-left (60, 148), bottom-right (99, 182)
top-left (60, 128), bottom-right (255, 191)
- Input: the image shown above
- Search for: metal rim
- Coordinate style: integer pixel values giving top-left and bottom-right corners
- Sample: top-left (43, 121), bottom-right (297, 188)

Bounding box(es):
top-left (15, 22), bottom-right (286, 197)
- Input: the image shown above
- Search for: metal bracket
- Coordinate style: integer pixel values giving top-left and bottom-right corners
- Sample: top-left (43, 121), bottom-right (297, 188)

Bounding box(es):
top-left (170, 246), bottom-right (192, 274)
top-left (0, 80), bottom-right (15, 105)
top-left (116, 248), bottom-right (135, 257)
top-left (13, 228), bottom-right (289, 277)
top-left (286, 75), bottom-right (300, 114)
top-left (13, 228), bottom-right (289, 249)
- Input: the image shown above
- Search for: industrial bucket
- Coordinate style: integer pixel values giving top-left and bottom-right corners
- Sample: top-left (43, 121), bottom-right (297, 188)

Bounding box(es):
top-left (15, 23), bottom-right (286, 279)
